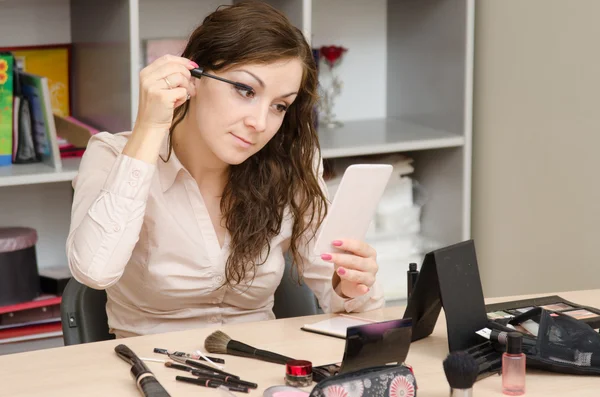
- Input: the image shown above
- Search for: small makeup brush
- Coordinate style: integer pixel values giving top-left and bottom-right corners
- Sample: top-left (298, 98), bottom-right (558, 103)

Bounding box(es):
top-left (443, 351), bottom-right (479, 397)
top-left (204, 330), bottom-right (294, 365)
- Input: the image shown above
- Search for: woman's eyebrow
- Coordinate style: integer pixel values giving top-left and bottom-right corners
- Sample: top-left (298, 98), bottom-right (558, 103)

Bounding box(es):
top-left (239, 69), bottom-right (265, 88)
top-left (238, 69), bottom-right (298, 98)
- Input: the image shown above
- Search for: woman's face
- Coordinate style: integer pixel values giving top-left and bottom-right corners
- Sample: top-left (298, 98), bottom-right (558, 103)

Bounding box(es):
top-left (190, 58), bottom-right (303, 165)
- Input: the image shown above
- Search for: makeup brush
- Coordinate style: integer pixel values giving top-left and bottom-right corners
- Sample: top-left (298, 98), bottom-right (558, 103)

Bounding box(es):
top-left (443, 351), bottom-right (479, 397)
top-left (204, 330), bottom-right (294, 365)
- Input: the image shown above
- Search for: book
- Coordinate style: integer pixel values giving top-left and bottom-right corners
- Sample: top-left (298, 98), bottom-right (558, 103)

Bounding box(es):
top-left (7, 44), bottom-right (71, 117)
top-left (301, 315), bottom-right (374, 339)
top-left (0, 53), bottom-right (13, 166)
top-left (20, 72), bottom-right (62, 170)
top-left (54, 115), bottom-right (99, 147)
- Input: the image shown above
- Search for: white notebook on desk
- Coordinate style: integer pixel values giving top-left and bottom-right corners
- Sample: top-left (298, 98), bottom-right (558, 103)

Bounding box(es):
top-left (301, 315), bottom-right (374, 339)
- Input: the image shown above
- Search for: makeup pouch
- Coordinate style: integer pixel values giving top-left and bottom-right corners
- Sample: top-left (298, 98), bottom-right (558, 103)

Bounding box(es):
top-left (309, 363), bottom-right (418, 397)
top-left (489, 308), bottom-right (600, 376)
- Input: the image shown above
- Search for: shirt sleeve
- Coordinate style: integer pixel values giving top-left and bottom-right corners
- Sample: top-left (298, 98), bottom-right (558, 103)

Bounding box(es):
top-left (298, 153), bottom-right (385, 313)
top-left (66, 132), bottom-right (156, 289)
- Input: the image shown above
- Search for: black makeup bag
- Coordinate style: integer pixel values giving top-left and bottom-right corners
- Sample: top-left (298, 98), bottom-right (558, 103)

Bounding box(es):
top-left (309, 363), bottom-right (417, 397)
top-left (402, 239), bottom-right (600, 379)
top-left (488, 308), bottom-right (600, 376)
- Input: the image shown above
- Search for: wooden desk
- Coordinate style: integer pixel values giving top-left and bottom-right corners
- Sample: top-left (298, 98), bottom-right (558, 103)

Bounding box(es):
top-left (2, 289), bottom-right (600, 396)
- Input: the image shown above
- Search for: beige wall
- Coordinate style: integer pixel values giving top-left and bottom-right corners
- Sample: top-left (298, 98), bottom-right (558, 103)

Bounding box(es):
top-left (472, 0), bottom-right (600, 297)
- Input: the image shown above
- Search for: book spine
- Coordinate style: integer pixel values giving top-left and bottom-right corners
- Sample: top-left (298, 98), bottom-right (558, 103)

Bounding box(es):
top-left (0, 53), bottom-right (13, 166)
top-left (39, 76), bottom-right (62, 171)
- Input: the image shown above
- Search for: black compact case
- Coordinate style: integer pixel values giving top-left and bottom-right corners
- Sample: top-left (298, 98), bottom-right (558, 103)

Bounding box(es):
top-left (312, 318), bottom-right (414, 382)
top-left (403, 239), bottom-right (600, 379)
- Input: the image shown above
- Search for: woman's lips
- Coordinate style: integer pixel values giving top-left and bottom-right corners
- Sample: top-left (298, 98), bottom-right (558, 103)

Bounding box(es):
top-left (230, 132), bottom-right (253, 148)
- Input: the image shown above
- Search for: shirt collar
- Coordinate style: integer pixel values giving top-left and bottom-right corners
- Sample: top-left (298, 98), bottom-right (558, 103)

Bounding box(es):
top-left (157, 135), bottom-right (185, 192)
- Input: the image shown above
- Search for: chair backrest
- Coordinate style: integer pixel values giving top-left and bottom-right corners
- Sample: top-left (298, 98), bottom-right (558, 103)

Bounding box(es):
top-left (273, 253), bottom-right (319, 319)
top-left (60, 278), bottom-right (114, 346)
top-left (60, 255), bottom-right (318, 345)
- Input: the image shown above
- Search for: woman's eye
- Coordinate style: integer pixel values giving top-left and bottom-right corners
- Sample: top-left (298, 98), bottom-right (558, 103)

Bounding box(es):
top-left (236, 87), bottom-right (255, 99)
top-left (276, 104), bottom-right (288, 113)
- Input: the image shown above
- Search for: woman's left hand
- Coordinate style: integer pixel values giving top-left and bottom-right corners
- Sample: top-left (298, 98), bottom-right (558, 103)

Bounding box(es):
top-left (321, 239), bottom-right (379, 299)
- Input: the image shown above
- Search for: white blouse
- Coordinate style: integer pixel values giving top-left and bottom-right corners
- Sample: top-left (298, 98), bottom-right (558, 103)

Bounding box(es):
top-left (66, 131), bottom-right (384, 338)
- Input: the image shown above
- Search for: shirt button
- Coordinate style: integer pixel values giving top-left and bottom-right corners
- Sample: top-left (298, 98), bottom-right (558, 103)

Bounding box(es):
top-left (210, 316), bottom-right (218, 323)
top-left (113, 223), bottom-right (121, 232)
top-left (214, 275), bottom-right (224, 284)
top-left (132, 169), bottom-right (141, 179)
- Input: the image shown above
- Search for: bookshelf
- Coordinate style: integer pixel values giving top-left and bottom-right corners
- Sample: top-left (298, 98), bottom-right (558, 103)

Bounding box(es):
top-left (0, 0), bottom-right (473, 321)
top-left (0, 158), bottom-right (81, 187)
top-left (318, 118), bottom-right (466, 159)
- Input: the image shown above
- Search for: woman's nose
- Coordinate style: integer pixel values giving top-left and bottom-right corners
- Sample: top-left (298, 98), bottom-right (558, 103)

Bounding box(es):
top-left (244, 105), bottom-right (269, 133)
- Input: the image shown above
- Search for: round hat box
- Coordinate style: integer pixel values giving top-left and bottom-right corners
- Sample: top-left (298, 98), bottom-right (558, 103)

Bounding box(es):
top-left (0, 227), bottom-right (40, 306)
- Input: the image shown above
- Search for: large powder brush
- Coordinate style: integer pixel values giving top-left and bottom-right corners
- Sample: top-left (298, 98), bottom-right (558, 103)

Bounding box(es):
top-left (443, 351), bottom-right (479, 397)
top-left (204, 330), bottom-right (294, 365)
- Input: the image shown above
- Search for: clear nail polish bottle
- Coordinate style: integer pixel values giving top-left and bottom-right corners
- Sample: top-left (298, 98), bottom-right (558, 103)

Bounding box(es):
top-left (502, 332), bottom-right (526, 395)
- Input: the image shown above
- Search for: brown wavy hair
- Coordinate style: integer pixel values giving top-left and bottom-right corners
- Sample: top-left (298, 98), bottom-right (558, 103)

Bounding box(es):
top-left (166, 1), bottom-right (327, 288)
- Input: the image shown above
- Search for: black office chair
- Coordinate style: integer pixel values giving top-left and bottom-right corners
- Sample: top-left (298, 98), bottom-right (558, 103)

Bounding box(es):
top-left (60, 255), bottom-right (318, 345)
top-left (60, 277), bottom-right (115, 345)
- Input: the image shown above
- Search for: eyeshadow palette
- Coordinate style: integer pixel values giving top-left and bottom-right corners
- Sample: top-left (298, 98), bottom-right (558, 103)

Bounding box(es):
top-left (485, 295), bottom-right (600, 331)
top-left (487, 311), bottom-right (513, 320)
top-left (540, 303), bottom-right (575, 311)
top-left (563, 309), bottom-right (598, 320)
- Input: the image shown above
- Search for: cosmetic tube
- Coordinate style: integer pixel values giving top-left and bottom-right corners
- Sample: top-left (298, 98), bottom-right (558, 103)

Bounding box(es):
top-left (407, 262), bottom-right (419, 298)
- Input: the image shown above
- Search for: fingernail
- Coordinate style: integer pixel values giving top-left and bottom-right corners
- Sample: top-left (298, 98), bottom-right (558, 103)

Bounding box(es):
top-left (321, 254), bottom-right (332, 261)
top-left (190, 61), bottom-right (199, 68)
top-left (332, 240), bottom-right (343, 247)
top-left (337, 268), bottom-right (346, 276)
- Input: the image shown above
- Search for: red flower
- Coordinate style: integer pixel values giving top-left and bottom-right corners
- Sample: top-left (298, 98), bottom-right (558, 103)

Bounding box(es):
top-left (320, 46), bottom-right (347, 67)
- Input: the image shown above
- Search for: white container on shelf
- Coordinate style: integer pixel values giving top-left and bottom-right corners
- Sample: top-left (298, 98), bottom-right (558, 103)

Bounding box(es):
top-left (377, 204), bottom-right (421, 236)
top-left (375, 176), bottom-right (421, 235)
top-left (369, 234), bottom-right (424, 301)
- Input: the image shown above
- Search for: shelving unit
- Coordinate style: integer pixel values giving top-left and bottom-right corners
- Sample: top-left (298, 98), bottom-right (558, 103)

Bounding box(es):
top-left (0, 0), bottom-right (473, 342)
top-left (0, 158), bottom-right (81, 187)
top-left (319, 118), bottom-right (465, 159)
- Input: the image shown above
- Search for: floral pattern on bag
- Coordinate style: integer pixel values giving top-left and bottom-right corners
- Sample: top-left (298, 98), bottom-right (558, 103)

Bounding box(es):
top-left (311, 365), bottom-right (417, 397)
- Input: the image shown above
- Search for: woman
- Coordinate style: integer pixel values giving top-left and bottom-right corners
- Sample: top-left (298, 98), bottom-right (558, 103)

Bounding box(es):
top-left (67, 1), bottom-right (384, 339)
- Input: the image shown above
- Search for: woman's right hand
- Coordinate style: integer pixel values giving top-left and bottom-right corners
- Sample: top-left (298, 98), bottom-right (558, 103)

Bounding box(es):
top-left (134, 55), bottom-right (198, 133)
